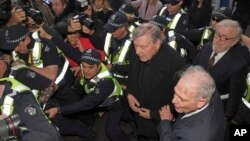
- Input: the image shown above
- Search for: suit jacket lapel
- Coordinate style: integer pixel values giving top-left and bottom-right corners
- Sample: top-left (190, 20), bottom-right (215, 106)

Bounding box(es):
top-left (212, 48), bottom-right (233, 70)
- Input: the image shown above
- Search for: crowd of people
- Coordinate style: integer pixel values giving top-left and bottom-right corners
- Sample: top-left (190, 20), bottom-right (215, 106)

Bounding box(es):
top-left (0, 0), bottom-right (249, 141)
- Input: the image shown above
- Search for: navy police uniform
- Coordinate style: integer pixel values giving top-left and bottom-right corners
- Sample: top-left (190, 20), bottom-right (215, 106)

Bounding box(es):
top-left (149, 15), bottom-right (196, 64)
top-left (43, 48), bottom-right (130, 141)
top-left (0, 78), bottom-right (60, 141)
top-left (180, 7), bottom-right (233, 50)
top-left (158, 0), bottom-right (189, 32)
top-left (103, 12), bottom-right (133, 86)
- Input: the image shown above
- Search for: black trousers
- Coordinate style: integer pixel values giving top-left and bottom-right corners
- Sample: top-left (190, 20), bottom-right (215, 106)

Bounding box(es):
top-left (52, 114), bottom-right (94, 139)
top-left (106, 100), bottom-right (131, 141)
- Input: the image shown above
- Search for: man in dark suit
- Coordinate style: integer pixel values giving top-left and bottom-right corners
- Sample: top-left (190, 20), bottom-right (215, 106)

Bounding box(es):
top-left (157, 65), bottom-right (225, 141)
top-left (194, 19), bottom-right (249, 121)
top-left (126, 23), bottom-right (185, 141)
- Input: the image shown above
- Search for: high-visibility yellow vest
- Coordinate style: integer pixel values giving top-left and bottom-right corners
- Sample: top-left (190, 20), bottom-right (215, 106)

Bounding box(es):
top-left (104, 33), bottom-right (131, 65)
top-left (80, 63), bottom-right (122, 106)
top-left (197, 27), bottom-right (212, 50)
top-left (0, 78), bottom-right (30, 116)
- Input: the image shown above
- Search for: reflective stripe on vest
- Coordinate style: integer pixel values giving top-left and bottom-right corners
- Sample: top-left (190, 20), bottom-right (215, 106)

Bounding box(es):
top-left (2, 95), bottom-right (14, 116)
top-left (117, 40), bottom-right (131, 63)
top-left (12, 51), bottom-right (19, 61)
top-left (242, 97), bottom-right (250, 109)
top-left (128, 25), bottom-right (136, 33)
top-left (168, 30), bottom-right (177, 50)
top-left (0, 78), bottom-right (30, 116)
top-left (168, 13), bottom-right (182, 29)
top-left (8, 65), bottom-right (40, 98)
top-left (9, 64), bottom-right (27, 79)
top-left (55, 57), bottom-right (69, 85)
top-left (180, 48), bottom-right (187, 58)
top-left (244, 72), bottom-right (250, 102)
top-left (159, 6), bottom-right (167, 16)
top-left (104, 33), bottom-right (131, 65)
top-left (54, 48), bottom-right (69, 85)
top-left (198, 27), bottom-right (212, 50)
top-left (30, 42), bottom-right (43, 68)
top-left (11, 41), bottom-right (43, 68)
top-left (104, 33), bottom-right (112, 63)
top-left (83, 63), bottom-right (122, 98)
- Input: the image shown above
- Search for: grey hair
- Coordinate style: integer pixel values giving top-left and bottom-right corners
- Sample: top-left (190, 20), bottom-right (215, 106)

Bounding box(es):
top-left (132, 23), bottom-right (163, 44)
top-left (216, 19), bottom-right (242, 40)
top-left (178, 66), bottom-right (216, 102)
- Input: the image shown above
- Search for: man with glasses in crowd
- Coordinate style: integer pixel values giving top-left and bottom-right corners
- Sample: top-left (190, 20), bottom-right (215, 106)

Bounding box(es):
top-left (194, 19), bottom-right (249, 126)
top-left (181, 7), bottom-right (232, 50)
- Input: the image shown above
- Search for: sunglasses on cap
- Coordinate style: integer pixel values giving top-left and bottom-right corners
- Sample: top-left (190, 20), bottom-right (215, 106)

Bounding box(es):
top-left (211, 16), bottom-right (222, 22)
top-left (166, 1), bottom-right (180, 5)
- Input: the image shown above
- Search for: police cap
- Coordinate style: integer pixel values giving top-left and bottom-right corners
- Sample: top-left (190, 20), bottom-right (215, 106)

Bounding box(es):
top-left (212, 7), bottom-right (232, 21)
top-left (119, 3), bottom-right (138, 17)
top-left (104, 12), bottom-right (128, 33)
top-left (0, 24), bottom-right (29, 51)
top-left (149, 15), bottom-right (167, 30)
top-left (163, 0), bottom-right (182, 5)
top-left (81, 49), bottom-right (101, 65)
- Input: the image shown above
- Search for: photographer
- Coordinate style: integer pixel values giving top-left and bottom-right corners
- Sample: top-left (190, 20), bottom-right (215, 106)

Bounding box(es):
top-left (4, 0), bottom-right (54, 27)
top-left (0, 77), bottom-right (61, 141)
top-left (51, 0), bottom-right (74, 37)
top-left (67, 0), bottom-right (106, 50)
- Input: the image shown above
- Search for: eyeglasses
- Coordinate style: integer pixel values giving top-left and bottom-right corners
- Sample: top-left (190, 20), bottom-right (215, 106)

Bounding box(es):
top-left (211, 16), bottom-right (221, 22)
top-left (214, 32), bottom-right (236, 41)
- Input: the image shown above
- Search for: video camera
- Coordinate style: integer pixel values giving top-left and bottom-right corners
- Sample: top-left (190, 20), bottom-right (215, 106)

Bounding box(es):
top-left (73, 13), bottom-right (95, 30)
top-left (0, 114), bottom-right (21, 141)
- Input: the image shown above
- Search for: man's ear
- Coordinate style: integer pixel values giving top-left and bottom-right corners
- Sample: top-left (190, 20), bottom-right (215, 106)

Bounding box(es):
top-left (197, 97), bottom-right (208, 109)
top-left (155, 39), bottom-right (161, 50)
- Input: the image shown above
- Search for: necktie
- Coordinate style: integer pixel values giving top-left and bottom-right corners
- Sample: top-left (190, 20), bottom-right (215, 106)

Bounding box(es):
top-left (208, 52), bottom-right (217, 69)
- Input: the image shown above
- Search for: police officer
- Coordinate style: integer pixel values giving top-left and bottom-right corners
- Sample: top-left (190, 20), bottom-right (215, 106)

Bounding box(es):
top-left (103, 12), bottom-right (133, 89)
top-left (68, 0), bottom-right (106, 50)
top-left (0, 34), bottom-right (56, 104)
top-left (149, 15), bottom-right (196, 64)
top-left (45, 48), bottom-right (130, 141)
top-left (232, 71), bottom-right (250, 124)
top-left (182, 7), bottom-right (232, 50)
top-left (158, 0), bottom-right (189, 32)
top-left (0, 77), bottom-right (60, 141)
top-left (1, 24), bottom-right (60, 81)
top-left (0, 24), bottom-right (73, 103)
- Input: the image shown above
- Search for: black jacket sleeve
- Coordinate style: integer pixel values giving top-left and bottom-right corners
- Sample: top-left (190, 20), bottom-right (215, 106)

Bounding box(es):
top-left (60, 78), bottom-right (114, 115)
top-left (88, 18), bottom-right (106, 50)
top-left (51, 37), bottom-right (82, 64)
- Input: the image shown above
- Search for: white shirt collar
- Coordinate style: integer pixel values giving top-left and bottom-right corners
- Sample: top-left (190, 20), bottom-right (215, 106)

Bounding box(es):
top-left (211, 49), bottom-right (228, 64)
top-left (181, 103), bottom-right (209, 119)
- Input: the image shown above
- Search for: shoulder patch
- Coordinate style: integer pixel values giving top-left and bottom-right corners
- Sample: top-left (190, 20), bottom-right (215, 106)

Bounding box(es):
top-left (95, 88), bottom-right (100, 94)
top-left (182, 19), bottom-right (187, 25)
top-left (24, 104), bottom-right (37, 116)
top-left (27, 71), bottom-right (36, 78)
top-left (44, 46), bottom-right (50, 52)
